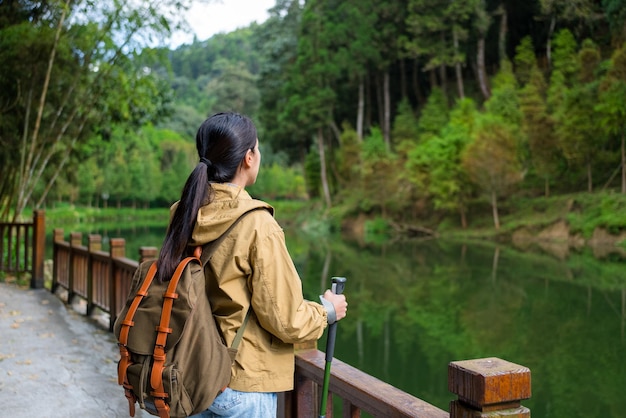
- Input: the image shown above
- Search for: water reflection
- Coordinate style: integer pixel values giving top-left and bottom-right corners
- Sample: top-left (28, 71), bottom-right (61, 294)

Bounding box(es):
top-left (294, 235), bottom-right (626, 418)
top-left (48, 225), bottom-right (626, 417)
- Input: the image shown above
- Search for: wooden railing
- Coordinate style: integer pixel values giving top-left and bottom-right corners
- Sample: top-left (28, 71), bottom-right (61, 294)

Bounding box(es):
top-left (0, 210), bottom-right (46, 288)
top-left (51, 229), bottom-right (157, 331)
top-left (51, 229), bottom-right (532, 417)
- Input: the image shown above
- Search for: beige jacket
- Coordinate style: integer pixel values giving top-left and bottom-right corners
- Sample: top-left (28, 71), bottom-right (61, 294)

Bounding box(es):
top-left (182, 183), bottom-right (328, 392)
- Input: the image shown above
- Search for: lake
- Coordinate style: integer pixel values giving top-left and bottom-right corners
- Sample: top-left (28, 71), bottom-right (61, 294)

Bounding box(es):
top-left (47, 222), bottom-right (626, 417)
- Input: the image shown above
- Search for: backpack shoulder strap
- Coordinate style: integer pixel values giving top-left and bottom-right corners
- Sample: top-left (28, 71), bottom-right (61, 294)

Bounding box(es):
top-left (117, 261), bottom-right (158, 416)
top-left (150, 256), bottom-right (200, 418)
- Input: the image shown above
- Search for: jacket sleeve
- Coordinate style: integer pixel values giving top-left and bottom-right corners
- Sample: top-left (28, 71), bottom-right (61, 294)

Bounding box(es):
top-left (249, 227), bottom-right (328, 344)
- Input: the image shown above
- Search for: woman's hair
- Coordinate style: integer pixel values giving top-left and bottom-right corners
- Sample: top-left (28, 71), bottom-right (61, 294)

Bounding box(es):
top-left (156, 112), bottom-right (258, 282)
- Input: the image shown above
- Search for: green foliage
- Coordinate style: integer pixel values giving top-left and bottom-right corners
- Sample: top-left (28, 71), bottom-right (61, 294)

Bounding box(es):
top-left (462, 114), bottom-right (524, 197)
top-left (554, 43), bottom-right (606, 185)
top-left (416, 88), bottom-right (449, 139)
top-left (566, 192), bottom-right (626, 236)
top-left (249, 163), bottom-right (307, 200)
top-left (304, 144), bottom-right (322, 199)
top-left (391, 99), bottom-right (420, 146)
top-left (520, 66), bottom-right (561, 189)
top-left (602, 0), bottom-right (626, 38)
top-left (359, 128), bottom-right (402, 215)
top-left (514, 36), bottom-right (537, 86)
top-left (423, 98), bottom-right (478, 215)
top-left (485, 60), bottom-right (522, 127)
top-left (5, 0), bottom-right (626, 232)
top-left (596, 43), bottom-right (626, 138)
top-left (363, 217), bottom-right (392, 244)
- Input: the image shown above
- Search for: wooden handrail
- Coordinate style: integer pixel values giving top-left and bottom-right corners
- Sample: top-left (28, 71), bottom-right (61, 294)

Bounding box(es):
top-left (283, 349), bottom-right (449, 417)
top-left (0, 210), bottom-right (45, 288)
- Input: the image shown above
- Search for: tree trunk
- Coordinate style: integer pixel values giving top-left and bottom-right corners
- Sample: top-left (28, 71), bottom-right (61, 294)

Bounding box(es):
top-left (383, 70), bottom-right (391, 149)
top-left (356, 76), bottom-right (365, 141)
top-left (546, 15), bottom-right (556, 69)
top-left (453, 28), bottom-right (465, 99)
top-left (498, 4), bottom-right (508, 63)
top-left (587, 162), bottom-right (593, 193)
top-left (399, 58), bottom-right (407, 99)
top-left (477, 37), bottom-right (491, 99)
top-left (318, 128), bottom-right (332, 208)
top-left (545, 175), bottom-right (551, 198)
top-left (439, 64), bottom-right (447, 98)
top-left (412, 58), bottom-right (424, 105)
top-left (622, 131), bottom-right (626, 193)
top-left (459, 206), bottom-right (467, 229)
top-left (491, 246), bottom-right (500, 282)
top-left (14, 1), bottom-right (69, 221)
top-left (491, 189), bottom-right (500, 230)
top-left (365, 72), bottom-right (372, 132)
top-left (376, 73), bottom-right (384, 134)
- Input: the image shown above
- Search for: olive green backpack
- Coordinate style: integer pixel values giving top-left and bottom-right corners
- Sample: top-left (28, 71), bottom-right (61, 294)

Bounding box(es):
top-left (113, 214), bottom-right (253, 418)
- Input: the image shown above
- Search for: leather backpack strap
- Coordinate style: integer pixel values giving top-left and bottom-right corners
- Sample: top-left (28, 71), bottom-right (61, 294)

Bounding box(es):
top-left (150, 255), bottom-right (200, 418)
top-left (117, 261), bottom-right (158, 417)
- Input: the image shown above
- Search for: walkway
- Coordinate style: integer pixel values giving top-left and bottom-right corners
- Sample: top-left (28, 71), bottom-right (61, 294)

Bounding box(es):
top-left (0, 282), bottom-right (145, 417)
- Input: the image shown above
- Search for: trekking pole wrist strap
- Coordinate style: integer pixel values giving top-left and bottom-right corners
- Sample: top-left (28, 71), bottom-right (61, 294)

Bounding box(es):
top-left (319, 296), bottom-right (336, 324)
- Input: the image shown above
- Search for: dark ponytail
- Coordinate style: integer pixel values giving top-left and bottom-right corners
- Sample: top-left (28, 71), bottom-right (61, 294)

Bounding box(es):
top-left (156, 112), bottom-right (257, 282)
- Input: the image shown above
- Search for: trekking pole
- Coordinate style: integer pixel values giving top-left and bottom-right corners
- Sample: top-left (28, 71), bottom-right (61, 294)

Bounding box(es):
top-left (319, 276), bottom-right (347, 418)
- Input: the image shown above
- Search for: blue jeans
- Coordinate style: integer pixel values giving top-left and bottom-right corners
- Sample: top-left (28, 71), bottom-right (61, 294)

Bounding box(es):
top-left (190, 388), bottom-right (277, 418)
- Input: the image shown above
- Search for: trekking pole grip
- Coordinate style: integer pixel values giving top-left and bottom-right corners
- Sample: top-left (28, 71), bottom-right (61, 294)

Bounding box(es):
top-left (331, 276), bottom-right (346, 295)
top-left (325, 277), bottom-right (346, 362)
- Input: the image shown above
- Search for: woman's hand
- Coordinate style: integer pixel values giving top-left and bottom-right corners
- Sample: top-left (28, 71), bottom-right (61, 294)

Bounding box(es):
top-left (323, 289), bottom-right (348, 321)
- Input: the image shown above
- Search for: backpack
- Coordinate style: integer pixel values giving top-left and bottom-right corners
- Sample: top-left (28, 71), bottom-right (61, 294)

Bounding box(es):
top-left (113, 213), bottom-right (254, 418)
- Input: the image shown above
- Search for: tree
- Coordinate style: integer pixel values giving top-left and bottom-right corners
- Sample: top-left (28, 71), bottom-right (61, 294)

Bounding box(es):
top-left (370, 0), bottom-right (406, 147)
top-left (596, 43), bottom-right (626, 193)
top-left (520, 66), bottom-right (560, 197)
top-left (472, 0), bottom-right (492, 100)
top-left (404, 0), bottom-right (478, 99)
top-left (416, 88), bottom-right (449, 140)
top-left (256, 0), bottom-right (303, 157)
top-left (0, 0), bottom-right (189, 221)
top-left (462, 114), bottom-right (523, 229)
top-left (554, 39), bottom-right (602, 192)
top-left (601, 0), bottom-right (626, 43)
top-left (204, 58), bottom-right (260, 118)
top-left (538, 0), bottom-right (599, 68)
top-left (516, 36), bottom-right (561, 196)
top-left (411, 98), bottom-right (478, 228)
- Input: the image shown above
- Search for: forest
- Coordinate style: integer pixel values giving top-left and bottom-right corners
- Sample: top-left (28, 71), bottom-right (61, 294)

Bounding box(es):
top-left (1, 0), bottom-right (626, 232)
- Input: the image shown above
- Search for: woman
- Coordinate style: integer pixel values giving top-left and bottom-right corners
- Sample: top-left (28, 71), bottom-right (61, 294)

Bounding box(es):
top-left (156, 112), bottom-right (348, 417)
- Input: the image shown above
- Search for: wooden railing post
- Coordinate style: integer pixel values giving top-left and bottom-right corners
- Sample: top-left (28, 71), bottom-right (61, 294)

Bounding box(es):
top-left (86, 234), bottom-right (102, 316)
top-left (139, 246), bottom-right (158, 263)
top-left (68, 232), bottom-right (82, 303)
top-left (51, 229), bottom-right (64, 293)
top-left (109, 238), bottom-right (125, 332)
top-left (31, 210), bottom-right (46, 289)
top-left (448, 357), bottom-right (531, 417)
top-left (110, 238), bottom-right (125, 258)
top-left (88, 234), bottom-right (102, 252)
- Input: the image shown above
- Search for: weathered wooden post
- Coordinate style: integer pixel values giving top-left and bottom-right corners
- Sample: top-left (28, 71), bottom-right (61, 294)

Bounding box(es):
top-left (109, 238), bottom-right (126, 332)
top-left (68, 232), bottom-right (82, 303)
top-left (31, 210), bottom-right (46, 289)
top-left (51, 229), bottom-right (64, 293)
top-left (448, 357), bottom-right (531, 417)
top-left (139, 246), bottom-right (158, 263)
top-left (86, 234), bottom-right (102, 316)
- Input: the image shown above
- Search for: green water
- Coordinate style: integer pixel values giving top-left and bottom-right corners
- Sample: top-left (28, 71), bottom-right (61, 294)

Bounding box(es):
top-left (49, 225), bottom-right (626, 417)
